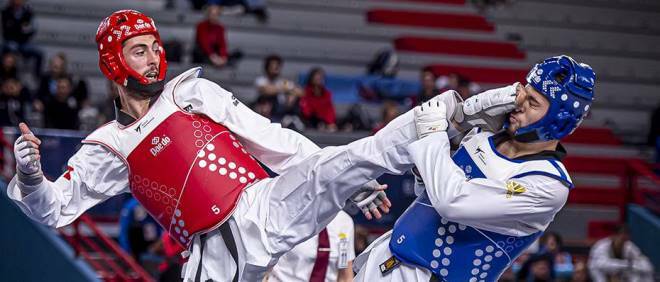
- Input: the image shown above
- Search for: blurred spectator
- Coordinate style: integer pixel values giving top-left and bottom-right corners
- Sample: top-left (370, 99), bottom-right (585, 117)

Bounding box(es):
top-left (571, 259), bottom-right (590, 282)
top-left (0, 52), bottom-right (18, 81)
top-left (119, 198), bottom-right (163, 264)
top-left (37, 53), bottom-right (88, 109)
top-left (1, 0), bottom-right (43, 76)
top-left (437, 72), bottom-right (461, 92)
top-left (511, 240), bottom-right (539, 278)
top-left (0, 78), bottom-right (29, 126)
top-left (517, 232), bottom-right (574, 281)
top-left (192, 3), bottom-right (243, 68)
top-left (366, 49), bottom-right (398, 78)
top-left (456, 75), bottom-right (474, 100)
top-left (472, 0), bottom-right (511, 13)
top-left (44, 77), bottom-right (79, 130)
top-left (186, 0), bottom-right (267, 18)
top-left (299, 67), bottom-right (337, 132)
top-left (252, 94), bottom-right (274, 119)
top-left (208, 0), bottom-right (268, 22)
top-left (254, 55), bottom-right (303, 126)
top-left (418, 67), bottom-right (441, 104)
top-left (99, 80), bottom-right (120, 124)
top-left (540, 232), bottom-right (574, 280)
top-left (371, 101), bottom-right (400, 134)
top-left (588, 225), bottom-right (654, 282)
top-left (437, 72), bottom-right (480, 100)
top-left (361, 49), bottom-right (418, 104)
top-left (338, 104), bottom-right (373, 132)
top-left (516, 252), bottom-right (555, 282)
top-left (78, 99), bottom-right (101, 132)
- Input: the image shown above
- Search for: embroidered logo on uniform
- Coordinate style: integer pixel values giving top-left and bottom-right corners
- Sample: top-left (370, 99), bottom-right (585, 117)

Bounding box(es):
top-left (475, 146), bottom-right (486, 165)
top-left (136, 117), bottom-right (155, 134)
top-left (183, 104), bottom-right (193, 112)
top-left (230, 95), bottom-right (239, 106)
top-left (506, 180), bottom-right (526, 198)
top-left (63, 166), bottom-right (74, 180)
top-left (150, 135), bottom-right (172, 157)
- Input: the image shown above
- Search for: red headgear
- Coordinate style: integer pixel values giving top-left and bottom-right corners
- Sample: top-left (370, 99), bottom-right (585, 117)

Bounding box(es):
top-left (96, 10), bottom-right (168, 94)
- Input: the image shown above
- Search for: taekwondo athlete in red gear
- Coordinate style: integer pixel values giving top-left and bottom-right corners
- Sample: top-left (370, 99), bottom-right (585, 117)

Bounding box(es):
top-left (4, 10), bottom-right (444, 282)
top-left (353, 55), bottom-right (596, 282)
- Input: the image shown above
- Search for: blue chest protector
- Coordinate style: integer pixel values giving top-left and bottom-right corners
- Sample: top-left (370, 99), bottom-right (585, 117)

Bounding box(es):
top-left (389, 132), bottom-right (571, 282)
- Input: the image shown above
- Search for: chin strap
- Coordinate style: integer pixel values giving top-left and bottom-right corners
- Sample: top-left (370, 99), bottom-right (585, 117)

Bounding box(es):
top-left (511, 130), bottom-right (543, 143)
top-left (126, 76), bottom-right (165, 97)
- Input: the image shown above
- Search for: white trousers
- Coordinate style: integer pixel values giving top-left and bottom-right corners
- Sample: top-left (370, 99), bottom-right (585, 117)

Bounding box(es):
top-left (182, 110), bottom-right (418, 282)
top-left (353, 231), bottom-right (433, 282)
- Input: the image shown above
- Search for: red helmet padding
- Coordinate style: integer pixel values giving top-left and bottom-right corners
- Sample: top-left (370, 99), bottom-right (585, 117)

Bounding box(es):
top-left (96, 10), bottom-right (168, 86)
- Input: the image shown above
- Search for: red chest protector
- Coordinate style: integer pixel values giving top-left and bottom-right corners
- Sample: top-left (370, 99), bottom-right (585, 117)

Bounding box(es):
top-left (84, 107), bottom-right (268, 246)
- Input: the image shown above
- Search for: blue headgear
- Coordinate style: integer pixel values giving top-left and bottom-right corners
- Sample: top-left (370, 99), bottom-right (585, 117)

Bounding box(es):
top-left (507, 55), bottom-right (596, 142)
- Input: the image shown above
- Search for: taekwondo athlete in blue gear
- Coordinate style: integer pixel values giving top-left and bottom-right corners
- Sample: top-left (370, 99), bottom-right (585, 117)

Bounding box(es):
top-left (353, 55), bottom-right (596, 282)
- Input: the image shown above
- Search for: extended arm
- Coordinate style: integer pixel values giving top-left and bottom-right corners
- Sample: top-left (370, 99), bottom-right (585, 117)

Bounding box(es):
top-left (7, 124), bottom-right (130, 228)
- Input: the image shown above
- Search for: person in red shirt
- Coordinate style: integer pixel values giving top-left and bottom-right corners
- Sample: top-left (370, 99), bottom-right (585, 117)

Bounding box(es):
top-left (299, 67), bottom-right (337, 132)
top-left (192, 3), bottom-right (242, 68)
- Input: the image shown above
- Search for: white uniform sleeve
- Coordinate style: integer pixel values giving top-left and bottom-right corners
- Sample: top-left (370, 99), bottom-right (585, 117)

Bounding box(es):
top-left (588, 239), bottom-right (628, 281)
top-left (626, 242), bottom-right (654, 274)
top-left (6, 144), bottom-right (130, 228)
top-left (406, 132), bottom-right (569, 236)
top-left (178, 79), bottom-right (321, 174)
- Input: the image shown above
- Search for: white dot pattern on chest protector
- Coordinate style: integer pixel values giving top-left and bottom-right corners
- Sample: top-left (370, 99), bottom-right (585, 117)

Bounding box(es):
top-left (427, 216), bottom-right (514, 282)
top-left (194, 137), bottom-right (261, 187)
top-left (170, 208), bottom-right (191, 244)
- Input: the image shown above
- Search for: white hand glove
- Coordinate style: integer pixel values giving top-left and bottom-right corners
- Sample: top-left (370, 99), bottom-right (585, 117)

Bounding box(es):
top-left (414, 99), bottom-right (448, 139)
top-left (14, 123), bottom-right (42, 175)
top-left (344, 180), bottom-right (391, 220)
top-left (453, 82), bottom-right (520, 132)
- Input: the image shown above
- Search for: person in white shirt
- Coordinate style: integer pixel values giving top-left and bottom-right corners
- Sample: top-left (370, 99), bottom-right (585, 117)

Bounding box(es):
top-left (268, 211), bottom-right (355, 282)
top-left (253, 54), bottom-right (303, 124)
top-left (353, 55), bottom-right (597, 282)
top-left (589, 225), bottom-right (654, 282)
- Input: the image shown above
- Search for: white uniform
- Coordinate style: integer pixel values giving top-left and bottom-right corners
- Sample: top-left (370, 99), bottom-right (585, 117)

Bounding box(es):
top-left (588, 237), bottom-right (654, 282)
top-left (7, 68), bottom-right (419, 281)
top-left (269, 211), bottom-right (355, 282)
top-left (354, 129), bottom-right (570, 282)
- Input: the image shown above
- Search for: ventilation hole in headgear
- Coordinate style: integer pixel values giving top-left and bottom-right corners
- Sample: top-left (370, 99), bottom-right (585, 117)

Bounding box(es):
top-left (554, 71), bottom-right (567, 84)
top-left (117, 17), bottom-right (128, 25)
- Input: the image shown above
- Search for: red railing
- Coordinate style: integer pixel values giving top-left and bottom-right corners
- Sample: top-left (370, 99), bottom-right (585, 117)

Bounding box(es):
top-left (59, 214), bottom-right (154, 282)
top-left (564, 156), bottom-right (660, 219)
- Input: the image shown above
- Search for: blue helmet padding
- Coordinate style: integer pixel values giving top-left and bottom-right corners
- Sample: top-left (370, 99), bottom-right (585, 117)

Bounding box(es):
top-left (510, 55), bottom-right (596, 142)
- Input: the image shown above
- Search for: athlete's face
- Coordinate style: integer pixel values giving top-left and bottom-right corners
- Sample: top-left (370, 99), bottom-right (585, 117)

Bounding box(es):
top-left (122, 34), bottom-right (161, 84)
top-left (507, 84), bottom-right (550, 134)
